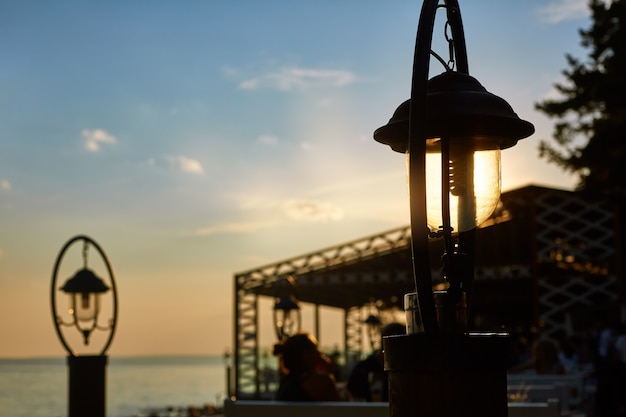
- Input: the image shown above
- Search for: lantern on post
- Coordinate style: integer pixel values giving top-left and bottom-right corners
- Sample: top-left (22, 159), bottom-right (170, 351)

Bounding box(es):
top-left (51, 235), bottom-right (118, 417)
top-left (364, 313), bottom-right (382, 352)
top-left (373, 2), bottom-right (534, 417)
top-left (272, 276), bottom-right (301, 341)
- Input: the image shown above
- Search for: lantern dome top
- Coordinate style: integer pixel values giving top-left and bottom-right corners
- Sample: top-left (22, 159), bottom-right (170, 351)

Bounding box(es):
top-left (60, 268), bottom-right (110, 294)
top-left (374, 71), bottom-right (535, 153)
top-left (274, 295), bottom-right (300, 312)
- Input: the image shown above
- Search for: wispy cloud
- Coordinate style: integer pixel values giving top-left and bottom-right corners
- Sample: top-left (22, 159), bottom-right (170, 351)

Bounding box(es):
top-left (537, 0), bottom-right (588, 23)
top-left (82, 128), bottom-right (117, 152)
top-left (239, 67), bottom-right (356, 91)
top-left (300, 142), bottom-right (313, 152)
top-left (257, 134), bottom-right (279, 146)
top-left (283, 199), bottom-right (343, 221)
top-left (168, 155), bottom-right (205, 175)
top-left (190, 220), bottom-right (277, 236)
top-left (188, 199), bottom-right (344, 237)
top-left (1, 179), bottom-right (11, 191)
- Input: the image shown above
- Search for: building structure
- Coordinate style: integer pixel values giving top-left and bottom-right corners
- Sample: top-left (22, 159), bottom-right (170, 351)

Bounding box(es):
top-left (232, 185), bottom-right (622, 399)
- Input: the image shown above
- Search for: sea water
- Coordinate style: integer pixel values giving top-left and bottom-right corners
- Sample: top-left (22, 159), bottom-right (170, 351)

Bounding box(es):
top-left (0, 356), bottom-right (227, 417)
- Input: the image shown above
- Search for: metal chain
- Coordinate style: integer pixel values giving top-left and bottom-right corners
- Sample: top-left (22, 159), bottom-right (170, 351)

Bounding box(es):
top-left (82, 240), bottom-right (89, 268)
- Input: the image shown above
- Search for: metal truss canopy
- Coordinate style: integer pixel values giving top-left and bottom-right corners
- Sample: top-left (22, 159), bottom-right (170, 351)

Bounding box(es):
top-left (232, 185), bottom-right (622, 398)
top-left (237, 226), bottom-right (416, 310)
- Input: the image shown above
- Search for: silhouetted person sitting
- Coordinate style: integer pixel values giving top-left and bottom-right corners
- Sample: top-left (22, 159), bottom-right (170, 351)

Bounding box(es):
top-left (346, 322), bottom-right (406, 401)
top-left (273, 332), bottom-right (341, 402)
top-left (509, 338), bottom-right (565, 374)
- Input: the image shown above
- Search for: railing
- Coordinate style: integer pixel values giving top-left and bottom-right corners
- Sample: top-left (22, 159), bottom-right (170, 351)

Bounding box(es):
top-left (507, 372), bottom-right (587, 412)
top-left (223, 399), bottom-right (561, 417)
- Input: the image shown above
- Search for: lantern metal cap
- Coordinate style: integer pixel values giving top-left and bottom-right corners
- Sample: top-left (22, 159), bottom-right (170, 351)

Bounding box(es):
top-left (60, 268), bottom-right (110, 294)
top-left (373, 71), bottom-right (535, 153)
top-left (274, 295), bottom-right (300, 311)
top-left (365, 314), bottom-right (382, 326)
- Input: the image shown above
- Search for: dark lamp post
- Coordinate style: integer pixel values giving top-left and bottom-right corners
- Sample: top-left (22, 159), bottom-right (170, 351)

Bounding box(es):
top-left (272, 276), bottom-right (301, 341)
top-left (364, 314), bottom-right (382, 352)
top-left (223, 349), bottom-right (234, 399)
top-left (273, 294), bottom-right (301, 341)
top-left (373, 2), bottom-right (534, 417)
top-left (51, 235), bottom-right (118, 417)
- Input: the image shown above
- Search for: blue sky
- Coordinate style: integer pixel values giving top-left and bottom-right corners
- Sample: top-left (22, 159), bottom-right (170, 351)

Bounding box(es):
top-left (0, 0), bottom-right (592, 357)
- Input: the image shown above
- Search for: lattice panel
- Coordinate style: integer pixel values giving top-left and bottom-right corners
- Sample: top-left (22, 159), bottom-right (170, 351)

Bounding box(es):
top-left (234, 289), bottom-right (259, 398)
top-left (534, 191), bottom-right (615, 262)
top-left (345, 306), bottom-right (364, 363)
top-left (538, 274), bottom-right (618, 341)
top-left (533, 190), bottom-right (617, 340)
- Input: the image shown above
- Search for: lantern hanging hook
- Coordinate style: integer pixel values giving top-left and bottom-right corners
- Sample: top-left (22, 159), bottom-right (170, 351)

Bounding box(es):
top-left (428, 6), bottom-right (451, 72)
top-left (429, 5), bottom-right (458, 72)
top-left (444, 20), bottom-right (455, 70)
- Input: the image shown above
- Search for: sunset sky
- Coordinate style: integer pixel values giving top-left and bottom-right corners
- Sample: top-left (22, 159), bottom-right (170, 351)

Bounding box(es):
top-left (0, 0), bottom-right (591, 358)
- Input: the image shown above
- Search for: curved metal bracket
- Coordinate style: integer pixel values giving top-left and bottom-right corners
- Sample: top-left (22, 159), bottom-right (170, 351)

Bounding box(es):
top-left (408, 0), bottom-right (469, 334)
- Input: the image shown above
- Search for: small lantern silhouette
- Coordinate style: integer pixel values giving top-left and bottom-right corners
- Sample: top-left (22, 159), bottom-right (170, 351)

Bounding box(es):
top-left (272, 277), bottom-right (301, 341)
top-left (364, 314), bottom-right (382, 351)
top-left (60, 267), bottom-right (110, 345)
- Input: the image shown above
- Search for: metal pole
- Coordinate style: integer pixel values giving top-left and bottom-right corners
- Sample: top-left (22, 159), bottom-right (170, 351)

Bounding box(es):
top-left (226, 364), bottom-right (232, 399)
top-left (314, 304), bottom-right (320, 343)
top-left (67, 355), bottom-right (108, 417)
top-left (384, 2), bottom-right (510, 416)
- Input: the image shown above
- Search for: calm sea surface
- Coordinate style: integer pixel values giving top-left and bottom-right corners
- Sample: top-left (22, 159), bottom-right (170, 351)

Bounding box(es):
top-left (0, 356), bottom-right (227, 417)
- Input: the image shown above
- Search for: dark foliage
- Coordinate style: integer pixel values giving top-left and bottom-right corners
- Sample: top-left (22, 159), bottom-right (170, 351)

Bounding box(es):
top-left (535, 0), bottom-right (626, 199)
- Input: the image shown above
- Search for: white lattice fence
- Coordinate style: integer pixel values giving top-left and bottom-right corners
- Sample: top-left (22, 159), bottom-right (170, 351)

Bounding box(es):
top-left (533, 190), bottom-right (617, 339)
top-left (538, 274), bottom-right (617, 340)
top-left (535, 191), bottom-right (614, 263)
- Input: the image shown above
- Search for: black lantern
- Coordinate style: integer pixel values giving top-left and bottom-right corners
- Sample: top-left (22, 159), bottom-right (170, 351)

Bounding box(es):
top-left (375, 71), bottom-right (533, 236)
top-left (374, 2), bottom-right (533, 417)
top-left (272, 276), bottom-right (301, 341)
top-left (364, 313), bottom-right (382, 352)
top-left (60, 267), bottom-right (110, 345)
top-left (51, 235), bottom-right (118, 417)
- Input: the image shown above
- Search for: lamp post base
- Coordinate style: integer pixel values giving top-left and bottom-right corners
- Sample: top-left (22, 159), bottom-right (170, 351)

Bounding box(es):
top-left (384, 332), bottom-right (510, 417)
top-left (67, 355), bottom-right (108, 417)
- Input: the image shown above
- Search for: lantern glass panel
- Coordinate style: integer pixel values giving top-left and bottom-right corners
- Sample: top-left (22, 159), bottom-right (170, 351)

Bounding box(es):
top-left (411, 140), bottom-right (501, 233)
top-left (274, 308), bottom-right (301, 339)
top-left (70, 292), bottom-right (100, 322)
top-left (282, 310), bottom-right (294, 335)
